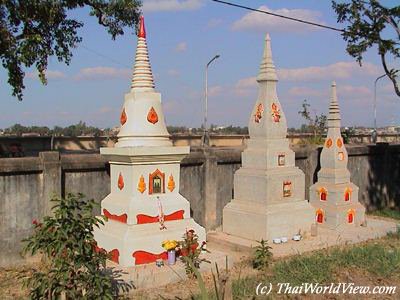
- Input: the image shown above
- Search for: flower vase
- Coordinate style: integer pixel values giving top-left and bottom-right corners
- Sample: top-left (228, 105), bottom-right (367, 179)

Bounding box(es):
top-left (167, 249), bottom-right (176, 265)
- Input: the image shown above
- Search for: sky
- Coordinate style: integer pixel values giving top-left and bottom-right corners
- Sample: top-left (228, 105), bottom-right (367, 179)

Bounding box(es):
top-left (1, 0), bottom-right (399, 130)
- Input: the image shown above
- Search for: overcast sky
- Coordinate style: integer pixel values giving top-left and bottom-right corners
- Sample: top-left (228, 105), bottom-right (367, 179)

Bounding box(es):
top-left (1, 0), bottom-right (399, 129)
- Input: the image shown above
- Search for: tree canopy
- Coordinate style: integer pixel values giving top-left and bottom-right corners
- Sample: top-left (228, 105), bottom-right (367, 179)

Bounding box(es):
top-left (0, 0), bottom-right (142, 100)
top-left (332, 0), bottom-right (400, 97)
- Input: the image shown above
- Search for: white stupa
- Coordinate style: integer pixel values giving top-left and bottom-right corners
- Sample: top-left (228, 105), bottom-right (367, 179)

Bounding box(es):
top-left (223, 34), bottom-right (314, 241)
top-left (94, 16), bottom-right (206, 267)
top-left (309, 82), bottom-right (366, 229)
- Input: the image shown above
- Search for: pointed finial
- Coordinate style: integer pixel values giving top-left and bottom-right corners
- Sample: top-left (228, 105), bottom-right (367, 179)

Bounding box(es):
top-left (331, 81), bottom-right (338, 103)
top-left (328, 81), bottom-right (341, 128)
top-left (138, 15), bottom-right (146, 38)
top-left (257, 33), bottom-right (278, 82)
top-left (131, 15), bottom-right (155, 91)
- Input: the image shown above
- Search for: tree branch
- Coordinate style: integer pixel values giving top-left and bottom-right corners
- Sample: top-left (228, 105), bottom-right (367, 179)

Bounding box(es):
top-left (380, 51), bottom-right (400, 97)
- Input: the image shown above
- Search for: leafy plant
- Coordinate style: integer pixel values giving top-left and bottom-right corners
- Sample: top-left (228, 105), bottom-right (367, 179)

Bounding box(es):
top-left (298, 99), bottom-right (327, 145)
top-left (332, 0), bottom-right (400, 97)
top-left (1, 0), bottom-right (142, 100)
top-left (252, 239), bottom-right (273, 271)
top-left (179, 229), bottom-right (209, 278)
top-left (22, 193), bottom-right (113, 299)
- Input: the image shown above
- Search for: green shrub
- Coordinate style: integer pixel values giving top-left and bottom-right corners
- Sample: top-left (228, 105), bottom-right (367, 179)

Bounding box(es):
top-left (251, 239), bottom-right (273, 271)
top-left (23, 193), bottom-right (113, 299)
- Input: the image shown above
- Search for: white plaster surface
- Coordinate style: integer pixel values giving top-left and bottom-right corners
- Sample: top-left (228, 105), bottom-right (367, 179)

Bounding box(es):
top-left (309, 82), bottom-right (366, 229)
top-left (223, 34), bottom-right (313, 241)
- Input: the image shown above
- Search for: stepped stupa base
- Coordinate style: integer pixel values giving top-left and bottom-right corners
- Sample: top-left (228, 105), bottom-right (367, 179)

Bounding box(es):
top-left (313, 203), bottom-right (366, 230)
top-left (94, 219), bottom-right (206, 267)
top-left (223, 200), bottom-right (314, 241)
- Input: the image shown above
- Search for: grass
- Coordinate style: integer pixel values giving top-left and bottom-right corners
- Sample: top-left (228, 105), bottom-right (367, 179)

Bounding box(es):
top-left (2, 228), bottom-right (400, 299)
top-left (369, 208), bottom-right (400, 220)
top-left (231, 231), bottom-right (400, 299)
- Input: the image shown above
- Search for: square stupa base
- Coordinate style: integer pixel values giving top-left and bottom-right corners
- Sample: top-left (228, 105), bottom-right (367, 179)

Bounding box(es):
top-left (311, 202), bottom-right (366, 230)
top-left (210, 216), bottom-right (398, 258)
top-left (223, 200), bottom-right (314, 241)
top-left (106, 248), bottom-right (232, 291)
top-left (94, 218), bottom-right (206, 267)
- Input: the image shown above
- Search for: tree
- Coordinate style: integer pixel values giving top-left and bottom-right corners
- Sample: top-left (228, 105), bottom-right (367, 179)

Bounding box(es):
top-left (1, 0), bottom-right (142, 100)
top-left (23, 193), bottom-right (113, 299)
top-left (332, 0), bottom-right (400, 97)
top-left (298, 99), bottom-right (327, 144)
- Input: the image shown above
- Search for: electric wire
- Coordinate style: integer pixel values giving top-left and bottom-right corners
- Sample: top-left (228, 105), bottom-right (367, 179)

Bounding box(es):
top-left (211, 0), bottom-right (345, 32)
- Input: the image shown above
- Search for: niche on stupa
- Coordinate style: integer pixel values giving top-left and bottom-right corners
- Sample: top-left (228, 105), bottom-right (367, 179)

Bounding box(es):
top-left (283, 181), bottom-right (292, 197)
top-left (347, 209), bottom-right (355, 224)
top-left (316, 209), bottom-right (324, 224)
top-left (344, 187), bottom-right (352, 202)
top-left (319, 187), bottom-right (328, 201)
top-left (149, 169), bottom-right (165, 194)
top-left (278, 154), bottom-right (285, 166)
top-left (338, 151), bottom-right (344, 161)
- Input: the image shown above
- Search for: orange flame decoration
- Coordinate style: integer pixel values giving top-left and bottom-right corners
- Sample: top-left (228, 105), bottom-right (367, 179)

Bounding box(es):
top-left (337, 138), bottom-right (343, 148)
top-left (167, 174), bottom-right (175, 192)
top-left (147, 107), bottom-right (159, 124)
top-left (326, 138), bottom-right (333, 148)
top-left (137, 175), bottom-right (146, 194)
top-left (254, 103), bottom-right (264, 123)
top-left (118, 173), bottom-right (124, 190)
top-left (120, 108), bottom-right (127, 125)
top-left (271, 103), bottom-right (281, 122)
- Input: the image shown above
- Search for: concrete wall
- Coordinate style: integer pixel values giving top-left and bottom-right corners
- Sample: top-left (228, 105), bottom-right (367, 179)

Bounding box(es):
top-left (2, 134), bottom-right (400, 156)
top-left (1, 144), bottom-right (399, 267)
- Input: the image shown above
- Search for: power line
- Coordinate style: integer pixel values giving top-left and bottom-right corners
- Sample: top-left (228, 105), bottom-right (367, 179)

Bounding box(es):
top-left (211, 0), bottom-right (345, 32)
top-left (81, 45), bottom-right (131, 68)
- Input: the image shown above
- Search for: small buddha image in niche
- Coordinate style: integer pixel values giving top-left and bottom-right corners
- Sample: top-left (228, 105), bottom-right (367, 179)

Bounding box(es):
top-left (283, 181), bottom-right (292, 197)
top-left (149, 169), bottom-right (165, 194)
top-left (153, 176), bottom-right (162, 193)
top-left (254, 103), bottom-right (264, 123)
top-left (278, 154), bottom-right (285, 166)
top-left (271, 103), bottom-right (281, 122)
top-left (338, 151), bottom-right (344, 161)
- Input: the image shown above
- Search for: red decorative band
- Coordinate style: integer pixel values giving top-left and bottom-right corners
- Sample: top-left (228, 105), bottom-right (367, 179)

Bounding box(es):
top-left (103, 209), bottom-right (128, 224)
top-left (132, 250), bottom-right (167, 265)
top-left (136, 210), bottom-right (184, 224)
top-left (94, 245), bottom-right (120, 264)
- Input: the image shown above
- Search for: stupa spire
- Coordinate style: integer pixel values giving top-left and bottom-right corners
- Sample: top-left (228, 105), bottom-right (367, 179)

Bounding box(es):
top-left (257, 33), bottom-right (278, 82)
top-left (328, 81), bottom-right (341, 129)
top-left (131, 16), bottom-right (155, 91)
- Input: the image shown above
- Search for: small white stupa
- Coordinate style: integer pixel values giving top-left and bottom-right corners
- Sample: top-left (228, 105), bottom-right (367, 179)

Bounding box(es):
top-left (223, 34), bottom-right (314, 241)
top-left (94, 16), bottom-right (206, 267)
top-left (309, 82), bottom-right (366, 229)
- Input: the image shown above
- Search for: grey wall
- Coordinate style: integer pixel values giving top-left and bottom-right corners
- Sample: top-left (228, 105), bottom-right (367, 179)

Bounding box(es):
top-left (1, 144), bottom-right (399, 267)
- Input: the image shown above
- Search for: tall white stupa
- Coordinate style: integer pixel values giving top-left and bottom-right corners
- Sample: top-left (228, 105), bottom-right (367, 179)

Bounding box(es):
top-left (94, 16), bottom-right (206, 267)
top-left (309, 82), bottom-right (365, 229)
top-left (223, 34), bottom-right (314, 241)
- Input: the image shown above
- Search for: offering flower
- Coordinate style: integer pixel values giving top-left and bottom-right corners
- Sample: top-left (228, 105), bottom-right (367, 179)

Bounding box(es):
top-left (162, 240), bottom-right (178, 251)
